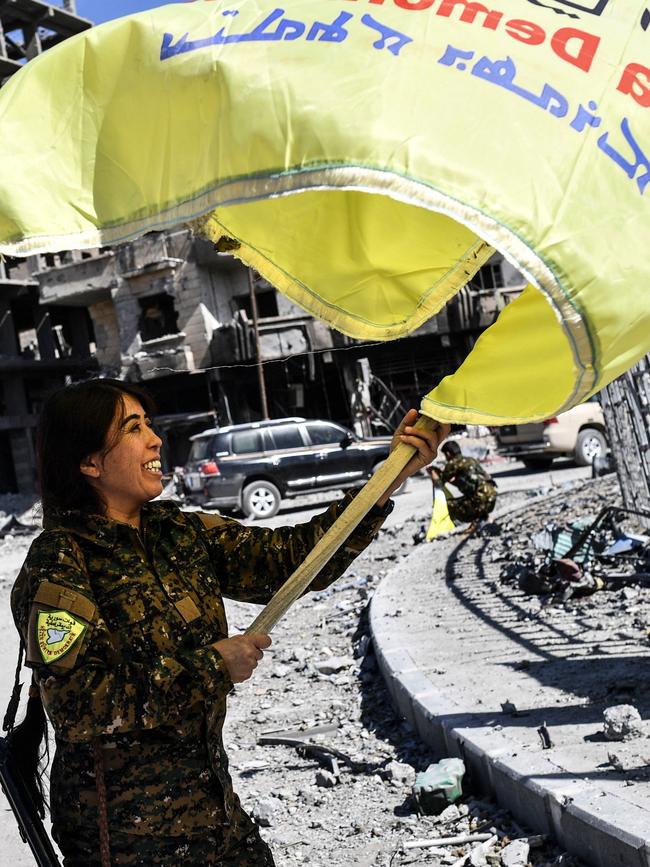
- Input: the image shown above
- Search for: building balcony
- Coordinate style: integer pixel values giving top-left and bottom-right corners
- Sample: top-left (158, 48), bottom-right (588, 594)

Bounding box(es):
top-left (37, 252), bottom-right (117, 307)
top-left (130, 332), bottom-right (196, 381)
top-left (211, 312), bottom-right (334, 365)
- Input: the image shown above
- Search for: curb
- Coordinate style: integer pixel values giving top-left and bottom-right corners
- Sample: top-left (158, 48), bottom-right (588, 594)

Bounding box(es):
top-left (370, 477), bottom-right (649, 867)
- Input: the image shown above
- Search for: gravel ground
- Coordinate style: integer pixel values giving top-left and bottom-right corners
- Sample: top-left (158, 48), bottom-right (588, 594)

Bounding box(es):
top-left (222, 489), bottom-right (589, 867)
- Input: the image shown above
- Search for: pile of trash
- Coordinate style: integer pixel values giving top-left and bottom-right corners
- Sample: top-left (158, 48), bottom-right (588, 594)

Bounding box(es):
top-left (500, 503), bottom-right (650, 601)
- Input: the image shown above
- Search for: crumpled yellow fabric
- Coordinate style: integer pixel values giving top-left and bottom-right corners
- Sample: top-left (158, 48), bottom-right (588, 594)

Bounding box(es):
top-left (426, 488), bottom-right (455, 541)
top-left (0, 0), bottom-right (648, 423)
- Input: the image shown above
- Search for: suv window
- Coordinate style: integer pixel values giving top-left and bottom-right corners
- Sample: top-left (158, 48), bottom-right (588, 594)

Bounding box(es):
top-left (231, 430), bottom-right (265, 455)
top-left (269, 424), bottom-right (304, 450)
top-left (188, 437), bottom-right (214, 462)
top-left (305, 422), bottom-right (347, 446)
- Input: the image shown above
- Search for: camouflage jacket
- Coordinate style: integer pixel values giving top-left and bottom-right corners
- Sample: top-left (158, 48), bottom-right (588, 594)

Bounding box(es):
top-left (11, 493), bottom-right (389, 838)
top-left (441, 456), bottom-right (495, 498)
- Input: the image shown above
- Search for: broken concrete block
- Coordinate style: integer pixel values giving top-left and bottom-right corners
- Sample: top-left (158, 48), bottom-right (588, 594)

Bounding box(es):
top-left (315, 655), bottom-right (354, 675)
top-left (251, 797), bottom-right (279, 827)
top-left (436, 804), bottom-right (461, 824)
top-left (384, 760), bottom-right (416, 786)
top-left (603, 704), bottom-right (645, 741)
top-left (470, 845), bottom-right (489, 867)
top-left (315, 770), bottom-right (338, 788)
top-left (501, 839), bottom-right (530, 866)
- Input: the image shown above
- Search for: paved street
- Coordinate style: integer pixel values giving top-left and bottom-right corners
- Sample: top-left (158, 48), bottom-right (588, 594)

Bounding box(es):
top-left (240, 459), bottom-right (593, 531)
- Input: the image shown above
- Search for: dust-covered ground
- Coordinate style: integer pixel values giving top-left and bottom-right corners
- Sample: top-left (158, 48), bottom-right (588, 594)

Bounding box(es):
top-left (221, 484), bottom-right (591, 867)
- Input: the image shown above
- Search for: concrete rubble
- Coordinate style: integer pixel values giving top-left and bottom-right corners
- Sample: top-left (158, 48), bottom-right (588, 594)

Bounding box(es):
top-left (371, 474), bottom-right (650, 866)
top-left (218, 495), bottom-right (587, 866)
top-left (602, 704), bottom-right (646, 741)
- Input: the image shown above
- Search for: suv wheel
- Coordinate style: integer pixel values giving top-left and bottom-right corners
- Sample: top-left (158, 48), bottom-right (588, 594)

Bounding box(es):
top-left (574, 428), bottom-right (606, 466)
top-left (242, 481), bottom-right (281, 519)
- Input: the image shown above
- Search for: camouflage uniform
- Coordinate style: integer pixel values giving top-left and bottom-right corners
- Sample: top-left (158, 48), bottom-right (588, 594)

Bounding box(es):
top-left (11, 493), bottom-right (390, 866)
top-left (441, 456), bottom-right (496, 523)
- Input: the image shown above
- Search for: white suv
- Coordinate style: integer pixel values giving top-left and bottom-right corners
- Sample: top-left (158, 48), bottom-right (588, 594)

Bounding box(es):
top-left (493, 400), bottom-right (607, 469)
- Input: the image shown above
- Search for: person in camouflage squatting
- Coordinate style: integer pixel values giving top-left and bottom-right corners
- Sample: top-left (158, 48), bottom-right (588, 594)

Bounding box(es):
top-left (11, 379), bottom-right (446, 866)
top-left (432, 440), bottom-right (497, 526)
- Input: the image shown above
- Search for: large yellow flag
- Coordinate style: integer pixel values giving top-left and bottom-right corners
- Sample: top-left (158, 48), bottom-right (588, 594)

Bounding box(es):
top-left (0, 0), bottom-right (648, 423)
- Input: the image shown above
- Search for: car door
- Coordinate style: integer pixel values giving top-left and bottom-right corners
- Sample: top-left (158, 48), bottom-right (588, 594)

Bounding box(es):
top-left (304, 421), bottom-right (366, 488)
top-left (266, 423), bottom-right (314, 493)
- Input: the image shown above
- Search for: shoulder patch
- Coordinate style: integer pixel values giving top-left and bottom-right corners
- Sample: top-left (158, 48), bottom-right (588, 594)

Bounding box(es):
top-left (197, 512), bottom-right (230, 531)
top-left (25, 581), bottom-right (96, 671)
top-left (37, 609), bottom-right (87, 665)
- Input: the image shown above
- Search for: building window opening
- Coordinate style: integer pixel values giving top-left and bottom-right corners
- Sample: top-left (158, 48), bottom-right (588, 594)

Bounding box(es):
top-left (18, 327), bottom-right (40, 360)
top-left (470, 260), bottom-right (503, 292)
top-left (234, 289), bottom-right (279, 319)
top-left (138, 294), bottom-right (179, 342)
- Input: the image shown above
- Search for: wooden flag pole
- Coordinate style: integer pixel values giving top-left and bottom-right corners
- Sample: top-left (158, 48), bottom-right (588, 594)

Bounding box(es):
top-left (246, 415), bottom-right (440, 635)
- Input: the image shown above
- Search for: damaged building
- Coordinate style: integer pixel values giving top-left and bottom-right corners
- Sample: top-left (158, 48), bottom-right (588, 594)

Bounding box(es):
top-left (3, 225), bottom-right (525, 493)
top-left (0, 0), bottom-right (94, 494)
top-left (0, 0), bottom-right (528, 495)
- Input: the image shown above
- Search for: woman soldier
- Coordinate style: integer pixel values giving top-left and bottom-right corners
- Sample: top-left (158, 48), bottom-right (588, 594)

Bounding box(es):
top-left (11, 378), bottom-right (446, 866)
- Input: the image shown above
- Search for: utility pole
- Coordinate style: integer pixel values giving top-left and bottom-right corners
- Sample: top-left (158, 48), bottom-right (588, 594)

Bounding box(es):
top-left (351, 358), bottom-right (373, 438)
top-left (248, 268), bottom-right (270, 420)
top-left (600, 355), bottom-right (650, 527)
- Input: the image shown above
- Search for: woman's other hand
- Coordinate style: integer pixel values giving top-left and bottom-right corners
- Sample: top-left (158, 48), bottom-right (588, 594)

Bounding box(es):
top-left (377, 410), bottom-right (450, 506)
top-left (212, 633), bottom-right (272, 683)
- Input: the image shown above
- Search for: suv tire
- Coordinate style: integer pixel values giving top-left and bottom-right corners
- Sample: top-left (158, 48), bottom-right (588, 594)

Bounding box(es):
top-left (574, 428), bottom-right (606, 466)
top-left (242, 481), bottom-right (281, 520)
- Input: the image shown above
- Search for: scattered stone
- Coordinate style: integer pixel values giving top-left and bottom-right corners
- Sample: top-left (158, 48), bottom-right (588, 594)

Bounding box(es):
top-left (315, 770), bottom-right (338, 788)
top-left (501, 839), bottom-right (531, 866)
top-left (384, 760), bottom-right (416, 786)
top-left (603, 705), bottom-right (645, 741)
top-left (436, 804), bottom-right (462, 824)
top-left (470, 845), bottom-right (490, 866)
top-left (251, 797), bottom-right (280, 827)
top-left (314, 655), bottom-right (354, 675)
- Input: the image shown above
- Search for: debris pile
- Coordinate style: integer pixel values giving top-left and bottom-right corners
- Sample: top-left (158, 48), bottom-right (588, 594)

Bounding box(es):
top-left (497, 479), bottom-right (650, 603)
top-left (220, 506), bottom-right (587, 866)
top-left (0, 514), bottom-right (39, 539)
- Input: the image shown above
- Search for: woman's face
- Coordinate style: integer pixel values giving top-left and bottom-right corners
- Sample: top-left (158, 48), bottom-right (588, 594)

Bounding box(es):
top-left (81, 394), bottom-right (163, 520)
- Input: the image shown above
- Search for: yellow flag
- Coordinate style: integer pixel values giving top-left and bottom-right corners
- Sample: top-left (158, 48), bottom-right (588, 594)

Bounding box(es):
top-left (426, 488), bottom-right (456, 541)
top-left (0, 1), bottom-right (648, 422)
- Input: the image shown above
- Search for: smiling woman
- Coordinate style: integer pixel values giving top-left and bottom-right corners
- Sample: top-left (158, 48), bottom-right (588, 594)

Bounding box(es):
top-left (8, 378), bottom-right (443, 866)
top-left (78, 392), bottom-right (164, 529)
top-left (36, 379), bottom-right (160, 524)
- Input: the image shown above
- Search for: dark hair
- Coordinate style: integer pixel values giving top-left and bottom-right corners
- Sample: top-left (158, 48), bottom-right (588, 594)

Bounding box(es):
top-left (3, 646), bottom-right (50, 821)
top-left (442, 440), bottom-right (462, 458)
top-left (37, 378), bottom-right (156, 517)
